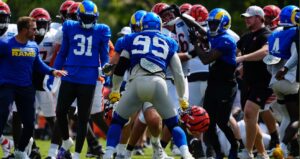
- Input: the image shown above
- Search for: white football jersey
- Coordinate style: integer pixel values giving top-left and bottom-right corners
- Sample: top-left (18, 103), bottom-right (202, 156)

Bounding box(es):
top-left (38, 28), bottom-right (58, 63)
top-left (54, 26), bottom-right (63, 45)
top-left (0, 24), bottom-right (17, 39)
top-left (50, 22), bottom-right (62, 30)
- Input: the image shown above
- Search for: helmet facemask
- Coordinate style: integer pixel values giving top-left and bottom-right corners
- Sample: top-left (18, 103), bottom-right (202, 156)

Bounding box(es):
top-left (208, 19), bottom-right (221, 36)
top-left (0, 13), bottom-right (10, 30)
top-left (78, 13), bottom-right (97, 29)
top-left (35, 20), bottom-right (49, 36)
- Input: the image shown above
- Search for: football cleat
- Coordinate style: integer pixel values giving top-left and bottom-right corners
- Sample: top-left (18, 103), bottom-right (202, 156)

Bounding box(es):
top-left (1, 138), bottom-right (13, 158)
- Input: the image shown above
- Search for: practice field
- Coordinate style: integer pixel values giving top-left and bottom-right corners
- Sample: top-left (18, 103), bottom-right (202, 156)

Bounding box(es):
top-left (0, 138), bottom-right (182, 159)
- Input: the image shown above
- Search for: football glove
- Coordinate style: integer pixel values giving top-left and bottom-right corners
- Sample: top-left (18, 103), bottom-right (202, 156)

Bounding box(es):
top-left (109, 91), bottom-right (120, 104)
top-left (102, 63), bottom-right (116, 76)
top-left (179, 98), bottom-right (189, 111)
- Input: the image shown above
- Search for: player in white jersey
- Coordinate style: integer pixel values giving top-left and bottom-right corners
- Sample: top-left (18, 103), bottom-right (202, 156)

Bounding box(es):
top-left (0, 2), bottom-right (18, 159)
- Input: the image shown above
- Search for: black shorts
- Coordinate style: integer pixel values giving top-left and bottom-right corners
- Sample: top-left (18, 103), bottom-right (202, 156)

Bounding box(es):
top-left (241, 84), bottom-right (273, 110)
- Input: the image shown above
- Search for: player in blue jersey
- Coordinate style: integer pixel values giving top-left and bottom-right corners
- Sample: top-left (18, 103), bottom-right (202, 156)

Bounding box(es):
top-left (189, 8), bottom-right (239, 159)
top-left (0, 16), bottom-right (66, 159)
top-left (53, 1), bottom-right (111, 159)
top-left (263, 5), bottom-right (299, 158)
top-left (103, 12), bottom-right (193, 159)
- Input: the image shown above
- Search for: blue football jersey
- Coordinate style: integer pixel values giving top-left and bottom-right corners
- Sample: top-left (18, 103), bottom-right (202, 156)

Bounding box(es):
top-left (114, 36), bottom-right (125, 54)
top-left (122, 30), bottom-right (178, 72)
top-left (208, 32), bottom-right (237, 65)
top-left (0, 37), bottom-right (53, 86)
top-left (54, 20), bottom-right (111, 85)
top-left (207, 32), bottom-right (237, 82)
top-left (268, 27), bottom-right (296, 60)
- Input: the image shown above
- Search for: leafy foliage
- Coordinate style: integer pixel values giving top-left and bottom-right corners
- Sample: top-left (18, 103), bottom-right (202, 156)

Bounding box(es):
top-left (6, 0), bottom-right (299, 42)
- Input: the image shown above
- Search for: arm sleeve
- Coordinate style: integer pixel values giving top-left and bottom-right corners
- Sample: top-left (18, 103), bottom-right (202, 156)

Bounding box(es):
top-left (284, 42), bottom-right (298, 69)
top-left (111, 74), bottom-right (123, 93)
top-left (53, 22), bottom-right (69, 70)
top-left (169, 53), bottom-right (186, 99)
top-left (99, 25), bottom-right (111, 67)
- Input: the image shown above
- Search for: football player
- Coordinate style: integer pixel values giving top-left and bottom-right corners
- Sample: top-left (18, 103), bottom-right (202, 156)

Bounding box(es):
top-left (263, 5), bottom-right (281, 31)
top-left (53, 1), bottom-right (111, 159)
top-left (179, 3), bottom-right (192, 14)
top-left (103, 12), bottom-right (193, 159)
top-left (263, 5), bottom-right (299, 158)
top-left (189, 8), bottom-right (239, 159)
top-left (0, 1), bottom-right (18, 158)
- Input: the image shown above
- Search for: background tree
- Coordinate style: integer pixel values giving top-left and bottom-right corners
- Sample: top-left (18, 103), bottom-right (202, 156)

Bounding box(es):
top-left (6, 0), bottom-right (298, 42)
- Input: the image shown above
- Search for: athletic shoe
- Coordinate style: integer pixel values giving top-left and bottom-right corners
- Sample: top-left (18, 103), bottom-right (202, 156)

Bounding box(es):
top-left (182, 152), bottom-right (195, 159)
top-left (171, 145), bottom-right (181, 156)
top-left (29, 147), bottom-right (41, 159)
top-left (132, 146), bottom-right (144, 156)
top-left (14, 150), bottom-right (30, 159)
top-left (24, 137), bottom-right (34, 156)
top-left (57, 148), bottom-right (67, 159)
top-left (45, 156), bottom-right (56, 159)
top-left (189, 139), bottom-right (205, 159)
top-left (152, 142), bottom-right (174, 159)
top-left (1, 138), bottom-right (13, 158)
top-left (238, 149), bottom-right (254, 159)
top-left (228, 149), bottom-right (238, 159)
top-left (256, 153), bottom-right (270, 159)
top-left (115, 150), bottom-right (132, 159)
top-left (86, 145), bottom-right (105, 158)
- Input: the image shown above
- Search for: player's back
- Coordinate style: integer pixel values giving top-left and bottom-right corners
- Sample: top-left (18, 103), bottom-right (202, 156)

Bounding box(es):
top-left (124, 30), bottom-right (178, 73)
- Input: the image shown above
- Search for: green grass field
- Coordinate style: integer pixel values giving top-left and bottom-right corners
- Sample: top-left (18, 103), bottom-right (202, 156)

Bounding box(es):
top-left (1, 138), bottom-right (181, 159)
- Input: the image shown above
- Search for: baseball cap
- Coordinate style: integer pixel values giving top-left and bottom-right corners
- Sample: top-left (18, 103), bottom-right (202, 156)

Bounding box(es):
top-left (263, 54), bottom-right (281, 65)
top-left (241, 6), bottom-right (265, 18)
top-left (117, 26), bottom-right (131, 36)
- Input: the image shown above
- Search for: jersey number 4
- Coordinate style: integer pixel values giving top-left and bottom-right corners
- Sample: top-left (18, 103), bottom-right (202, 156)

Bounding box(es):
top-left (132, 35), bottom-right (169, 59)
top-left (73, 34), bottom-right (93, 56)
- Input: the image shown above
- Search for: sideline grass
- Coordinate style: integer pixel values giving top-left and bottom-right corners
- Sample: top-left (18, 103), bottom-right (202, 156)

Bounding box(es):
top-left (1, 138), bottom-right (181, 159)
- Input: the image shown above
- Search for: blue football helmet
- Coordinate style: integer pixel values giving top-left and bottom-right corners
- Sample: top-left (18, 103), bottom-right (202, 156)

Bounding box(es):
top-left (130, 10), bottom-right (147, 32)
top-left (294, 10), bottom-right (300, 26)
top-left (279, 5), bottom-right (299, 26)
top-left (77, 0), bottom-right (99, 29)
top-left (141, 12), bottom-right (162, 31)
top-left (207, 8), bottom-right (231, 36)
